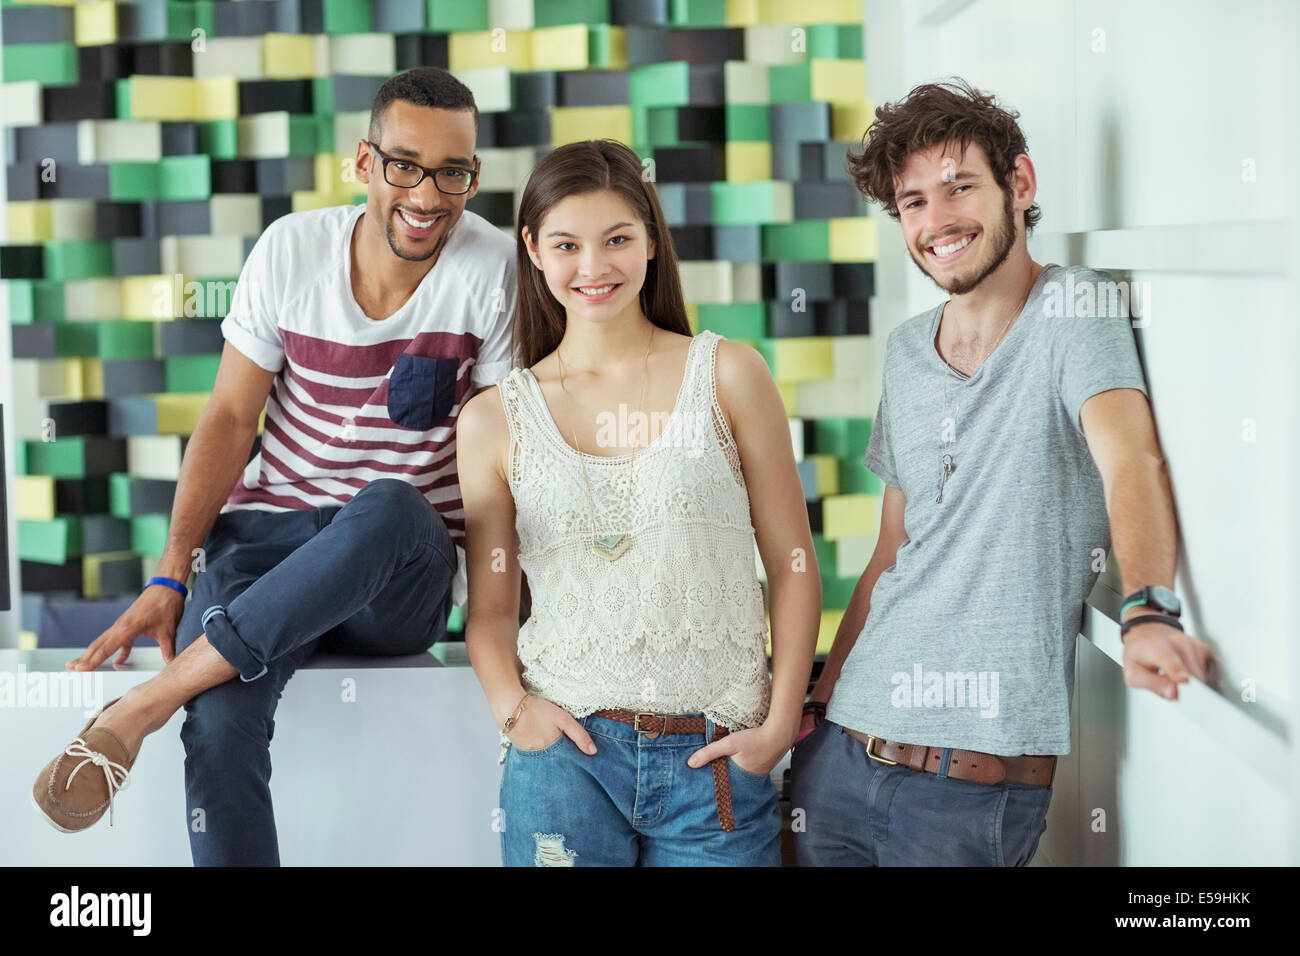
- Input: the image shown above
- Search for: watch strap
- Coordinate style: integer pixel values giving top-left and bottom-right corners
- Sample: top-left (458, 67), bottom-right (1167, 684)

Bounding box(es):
top-left (1120, 612), bottom-right (1184, 642)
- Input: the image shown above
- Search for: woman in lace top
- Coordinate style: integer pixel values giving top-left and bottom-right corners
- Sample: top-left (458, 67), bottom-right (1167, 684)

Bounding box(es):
top-left (457, 139), bottom-right (820, 867)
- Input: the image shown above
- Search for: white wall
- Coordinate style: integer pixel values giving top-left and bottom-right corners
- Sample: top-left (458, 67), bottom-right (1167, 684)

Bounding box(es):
top-left (864, 0), bottom-right (1299, 864)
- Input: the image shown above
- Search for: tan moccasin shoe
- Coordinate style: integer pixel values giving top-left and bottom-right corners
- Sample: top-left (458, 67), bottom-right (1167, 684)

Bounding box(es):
top-left (31, 696), bottom-right (135, 833)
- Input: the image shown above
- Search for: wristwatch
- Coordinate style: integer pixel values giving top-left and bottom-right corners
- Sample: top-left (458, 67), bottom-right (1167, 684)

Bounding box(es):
top-left (1121, 585), bottom-right (1181, 619)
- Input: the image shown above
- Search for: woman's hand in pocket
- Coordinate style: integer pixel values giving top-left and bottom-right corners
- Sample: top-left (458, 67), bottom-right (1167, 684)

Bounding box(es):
top-left (687, 723), bottom-right (787, 776)
top-left (507, 697), bottom-right (598, 755)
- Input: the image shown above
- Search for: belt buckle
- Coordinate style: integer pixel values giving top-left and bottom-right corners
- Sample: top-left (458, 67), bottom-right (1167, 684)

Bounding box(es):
top-left (633, 712), bottom-right (661, 739)
top-left (865, 734), bottom-right (898, 765)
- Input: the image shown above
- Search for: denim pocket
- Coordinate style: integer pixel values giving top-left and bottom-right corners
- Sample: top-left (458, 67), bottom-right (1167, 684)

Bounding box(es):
top-left (726, 754), bottom-right (773, 783)
top-left (511, 731), bottom-right (568, 757)
top-left (999, 784), bottom-right (1053, 867)
top-left (387, 353), bottom-right (459, 431)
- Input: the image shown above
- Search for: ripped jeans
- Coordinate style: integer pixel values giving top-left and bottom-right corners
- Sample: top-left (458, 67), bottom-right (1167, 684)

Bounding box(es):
top-left (499, 712), bottom-right (782, 866)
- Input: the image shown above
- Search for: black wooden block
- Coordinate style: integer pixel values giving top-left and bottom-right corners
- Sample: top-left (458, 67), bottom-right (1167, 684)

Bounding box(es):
top-left (132, 42), bottom-right (194, 77)
top-left (12, 324), bottom-right (57, 359)
top-left (670, 106), bottom-right (725, 142)
top-left (43, 83), bottom-right (116, 122)
top-left (129, 477), bottom-right (178, 514)
top-left (49, 401), bottom-right (110, 437)
top-left (493, 111), bottom-right (549, 148)
top-left (669, 225), bottom-right (712, 260)
top-left (687, 64), bottom-right (724, 106)
top-left (161, 122), bottom-right (199, 156)
top-left (78, 43), bottom-right (135, 83)
top-left (82, 515), bottom-right (132, 554)
top-left (668, 28), bottom-right (744, 64)
top-left (774, 261), bottom-right (835, 300)
top-left (653, 145), bottom-right (724, 183)
top-left (832, 263), bottom-right (875, 299)
top-left (143, 200), bottom-right (212, 237)
top-left (768, 302), bottom-right (818, 338)
top-left (394, 32), bottom-right (450, 70)
top-left (55, 477), bottom-right (110, 515)
top-left (255, 157), bottom-right (316, 195)
top-left (38, 164), bottom-right (112, 202)
top-left (324, 75), bottom-right (387, 112)
top-left (558, 70), bottom-right (630, 107)
top-left (239, 79), bottom-right (314, 115)
top-left (511, 71), bottom-right (556, 111)
top-left (0, 245), bottom-right (44, 280)
top-left (98, 557), bottom-right (144, 596)
top-left (625, 25), bottom-right (667, 64)
top-left (116, 0), bottom-right (169, 41)
top-left (214, 0), bottom-right (279, 36)
top-left (794, 181), bottom-right (864, 219)
top-left (210, 159), bottom-right (258, 194)
top-left (611, 0), bottom-right (668, 25)
top-left (161, 320), bottom-right (225, 356)
top-left (102, 358), bottom-right (167, 397)
top-left (94, 202), bottom-right (144, 238)
top-left (20, 559), bottom-right (84, 595)
top-left (465, 192), bottom-right (515, 227)
top-left (260, 196), bottom-right (294, 229)
top-left (815, 298), bottom-right (870, 336)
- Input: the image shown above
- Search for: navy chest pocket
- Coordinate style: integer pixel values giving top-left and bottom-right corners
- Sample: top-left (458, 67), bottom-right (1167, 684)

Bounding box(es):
top-left (387, 353), bottom-right (460, 431)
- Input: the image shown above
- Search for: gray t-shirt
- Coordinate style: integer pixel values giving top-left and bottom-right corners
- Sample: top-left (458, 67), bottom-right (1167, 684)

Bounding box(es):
top-left (827, 263), bottom-right (1149, 754)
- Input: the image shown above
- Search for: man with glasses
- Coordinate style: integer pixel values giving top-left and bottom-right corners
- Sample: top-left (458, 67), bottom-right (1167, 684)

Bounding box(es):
top-left (31, 68), bottom-right (517, 865)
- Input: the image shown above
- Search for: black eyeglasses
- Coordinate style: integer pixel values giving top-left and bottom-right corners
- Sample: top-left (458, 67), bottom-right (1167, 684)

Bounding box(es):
top-left (365, 141), bottom-right (478, 195)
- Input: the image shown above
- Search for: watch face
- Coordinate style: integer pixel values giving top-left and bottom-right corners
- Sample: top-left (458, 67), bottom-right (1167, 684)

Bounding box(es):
top-left (1150, 586), bottom-right (1181, 614)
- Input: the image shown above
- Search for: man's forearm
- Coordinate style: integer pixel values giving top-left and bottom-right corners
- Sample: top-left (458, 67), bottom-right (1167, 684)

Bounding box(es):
top-left (153, 409), bottom-right (259, 582)
top-left (1106, 454), bottom-right (1178, 616)
top-left (811, 558), bottom-right (885, 701)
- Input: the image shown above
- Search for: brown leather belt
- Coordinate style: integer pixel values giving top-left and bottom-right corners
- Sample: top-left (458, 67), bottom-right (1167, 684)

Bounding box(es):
top-left (842, 727), bottom-right (1055, 787)
top-left (593, 709), bottom-right (738, 831)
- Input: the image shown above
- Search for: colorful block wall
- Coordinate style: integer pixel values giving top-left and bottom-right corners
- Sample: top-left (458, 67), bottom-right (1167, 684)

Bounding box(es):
top-left (1, 0), bottom-right (880, 653)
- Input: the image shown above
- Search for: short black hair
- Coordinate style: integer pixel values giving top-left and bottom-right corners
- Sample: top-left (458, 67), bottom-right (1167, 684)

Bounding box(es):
top-left (368, 68), bottom-right (479, 143)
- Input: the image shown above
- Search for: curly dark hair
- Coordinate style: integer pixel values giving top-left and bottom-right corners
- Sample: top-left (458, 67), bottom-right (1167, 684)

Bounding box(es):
top-left (369, 67), bottom-right (478, 141)
top-left (847, 77), bottom-right (1041, 234)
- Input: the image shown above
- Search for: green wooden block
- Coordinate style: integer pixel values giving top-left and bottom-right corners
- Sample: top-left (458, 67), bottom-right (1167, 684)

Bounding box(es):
top-left (821, 574), bottom-right (858, 609)
top-left (762, 221), bottom-right (829, 261)
top-left (164, 1), bottom-right (197, 42)
top-left (111, 162), bottom-right (162, 200)
top-left (426, 0), bottom-right (489, 31)
top-left (96, 321), bottom-right (157, 359)
top-left (312, 76), bottom-right (334, 114)
top-left (115, 78), bottom-right (133, 120)
top-left (629, 62), bottom-right (689, 109)
top-left (3, 42), bottom-right (78, 85)
top-left (159, 156), bottom-right (211, 201)
top-left (811, 533), bottom-right (836, 577)
top-left (806, 23), bottom-right (862, 58)
top-left (54, 323), bottom-right (101, 358)
top-left (44, 242), bottom-right (114, 281)
top-left (711, 181), bottom-right (787, 225)
top-left (193, 0), bottom-right (215, 39)
top-left (323, 0), bottom-right (372, 33)
top-left (812, 417), bottom-right (872, 459)
top-left (8, 280), bottom-right (36, 325)
top-left (197, 120), bottom-right (239, 159)
top-left (447, 603), bottom-right (464, 632)
top-left (768, 64), bottom-right (812, 103)
top-left (165, 354), bottom-right (220, 392)
top-left (645, 107), bottom-right (679, 147)
top-left (19, 517), bottom-right (83, 565)
top-left (587, 23), bottom-right (620, 67)
top-left (838, 456), bottom-right (881, 494)
top-left (752, 338), bottom-right (776, 374)
top-left (536, 0), bottom-right (609, 27)
top-left (109, 473), bottom-right (133, 519)
top-left (838, 24), bottom-right (864, 59)
top-left (16, 440), bottom-right (28, 476)
top-left (287, 116), bottom-right (319, 157)
top-left (726, 104), bottom-right (768, 141)
top-left (696, 303), bottom-right (767, 339)
top-left (670, 0), bottom-right (726, 27)
top-left (131, 514), bottom-right (170, 556)
top-left (25, 438), bottom-right (84, 478)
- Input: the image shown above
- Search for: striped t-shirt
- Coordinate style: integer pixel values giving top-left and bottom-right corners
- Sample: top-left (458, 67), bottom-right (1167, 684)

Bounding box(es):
top-left (218, 203), bottom-right (517, 607)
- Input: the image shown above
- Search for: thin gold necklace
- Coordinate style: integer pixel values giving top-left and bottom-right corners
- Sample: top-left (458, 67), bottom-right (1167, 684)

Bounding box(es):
top-left (556, 324), bottom-right (654, 561)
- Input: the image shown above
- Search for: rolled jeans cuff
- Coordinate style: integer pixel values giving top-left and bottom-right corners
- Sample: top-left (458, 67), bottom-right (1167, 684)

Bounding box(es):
top-left (200, 604), bottom-right (269, 682)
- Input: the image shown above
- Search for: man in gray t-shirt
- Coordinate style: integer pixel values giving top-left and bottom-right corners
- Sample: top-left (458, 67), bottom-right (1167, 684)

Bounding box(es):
top-left (790, 78), bottom-right (1212, 867)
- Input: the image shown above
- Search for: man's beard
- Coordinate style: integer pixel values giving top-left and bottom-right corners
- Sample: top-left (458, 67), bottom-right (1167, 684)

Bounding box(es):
top-left (911, 187), bottom-right (1017, 296)
top-left (384, 209), bottom-right (451, 263)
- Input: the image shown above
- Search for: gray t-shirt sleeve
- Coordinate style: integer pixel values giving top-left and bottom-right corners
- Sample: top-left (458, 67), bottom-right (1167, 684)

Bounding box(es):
top-left (864, 379), bottom-right (899, 487)
top-left (1055, 292), bottom-right (1149, 435)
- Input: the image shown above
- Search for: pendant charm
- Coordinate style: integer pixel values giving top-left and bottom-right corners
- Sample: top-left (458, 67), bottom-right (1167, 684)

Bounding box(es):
top-left (592, 533), bottom-right (631, 561)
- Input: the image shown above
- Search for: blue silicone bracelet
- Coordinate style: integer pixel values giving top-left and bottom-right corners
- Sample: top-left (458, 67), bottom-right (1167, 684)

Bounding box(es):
top-left (146, 576), bottom-right (189, 600)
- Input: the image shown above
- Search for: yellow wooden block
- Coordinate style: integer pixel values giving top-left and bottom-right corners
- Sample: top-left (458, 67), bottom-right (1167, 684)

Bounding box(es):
top-left (7, 202), bottom-right (53, 241)
top-left (836, 534), bottom-right (876, 577)
top-left (16, 476), bottom-right (57, 521)
top-left (774, 337), bottom-right (834, 383)
top-left (81, 358), bottom-right (104, 398)
top-left (812, 59), bottom-right (866, 102)
top-left (36, 359), bottom-right (85, 399)
top-left (49, 199), bottom-right (95, 239)
top-left (601, 25), bottom-right (628, 69)
top-left (293, 191), bottom-right (348, 213)
top-left (64, 278), bottom-right (122, 320)
top-left (531, 25), bottom-right (588, 71)
top-left (829, 216), bottom-right (878, 262)
top-left (831, 99), bottom-right (874, 141)
top-left (83, 551), bottom-right (138, 599)
top-left (726, 0), bottom-right (760, 26)
top-left (725, 141), bottom-right (770, 182)
top-left (154, 393), bottom-right (211, 434)
top-left (823, 493), bottom-right (879, 540)
top-left (18, 631), bottom-right (39, 651)
top-left (264, 33), bottom-right (316, 78)
top-left (122, 275), bottom-right (173, 319)
top-left (758, 0), bottom-right (860, 23)
top-left (449, 29), bottom-right (533, 71)
top-left (796, 376), bottom-right (873, 418)
top-left (75, 0), bottom-right (117, 46)
top-left (194, 77), bottom-right (238, 120)
top-left (775, 381), bottom-right (799, 416)
top-left (123, 77), bottom-right (194, 121)
top-left (815, 609), bottom-right (845, 655)
top-left (808, 454), bottom-right (840, 496)
top-left (685, 302), bottom-right (699, 335)
top-left (551, 106), bottom-right (633, 147)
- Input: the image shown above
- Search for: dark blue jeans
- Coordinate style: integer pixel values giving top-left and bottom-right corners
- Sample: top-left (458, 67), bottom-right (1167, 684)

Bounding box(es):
top-left (173, 479), bottom-right (455, 866)
top-left (789, 719), bottom-right (1054, 866)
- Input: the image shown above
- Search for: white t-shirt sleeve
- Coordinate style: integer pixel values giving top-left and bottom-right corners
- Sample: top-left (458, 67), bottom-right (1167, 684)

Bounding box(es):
top-left (470, 255), bottom-right (519, 390)
top-left (220, 223), bottom-right (285, 373)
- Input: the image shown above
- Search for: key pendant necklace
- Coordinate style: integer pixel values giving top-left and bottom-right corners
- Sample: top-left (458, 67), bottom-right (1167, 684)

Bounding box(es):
top-left (934, 272), bottom-right (1035, 504)
top-left (557, 325), bottom-right (655, 561)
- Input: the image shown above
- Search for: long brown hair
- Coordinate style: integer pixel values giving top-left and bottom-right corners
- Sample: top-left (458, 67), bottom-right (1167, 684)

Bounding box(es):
top-left (847, 77), bottom-right (1041, 234)
top-left (513, 139), bottom-right (691, 370)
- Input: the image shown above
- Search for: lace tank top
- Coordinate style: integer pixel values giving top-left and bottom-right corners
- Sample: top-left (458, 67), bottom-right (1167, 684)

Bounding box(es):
top-left (497, 329), bottom-right (772, 729)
